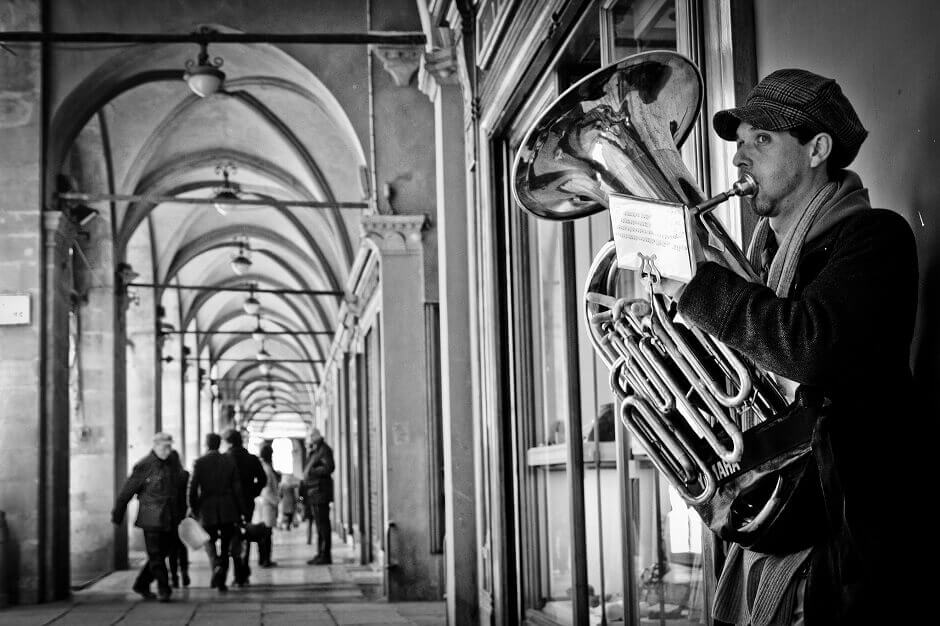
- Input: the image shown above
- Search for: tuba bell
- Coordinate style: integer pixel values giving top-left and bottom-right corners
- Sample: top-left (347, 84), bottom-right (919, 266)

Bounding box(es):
top-left (511, 51), bottom-right (821, 552)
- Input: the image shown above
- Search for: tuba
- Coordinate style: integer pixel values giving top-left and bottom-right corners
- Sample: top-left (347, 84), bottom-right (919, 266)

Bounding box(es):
top-left (512, 51), bottom-right (821, 552)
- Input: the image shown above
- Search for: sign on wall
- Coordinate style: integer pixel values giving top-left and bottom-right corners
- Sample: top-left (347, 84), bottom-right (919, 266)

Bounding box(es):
top-left (0, 294), bottom-right (31, 325)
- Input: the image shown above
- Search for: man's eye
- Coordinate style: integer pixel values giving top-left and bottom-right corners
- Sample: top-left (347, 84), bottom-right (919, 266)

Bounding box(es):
top-left (755, 134), bottom-right (770, 144)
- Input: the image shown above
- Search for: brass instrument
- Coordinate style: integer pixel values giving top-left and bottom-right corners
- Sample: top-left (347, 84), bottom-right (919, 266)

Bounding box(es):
top-left (512, 51), bottom-right (819, 551)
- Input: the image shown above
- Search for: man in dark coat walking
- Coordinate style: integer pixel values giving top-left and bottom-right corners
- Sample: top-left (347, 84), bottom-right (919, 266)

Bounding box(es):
top-left (303, 428), bottom-right (335, 565)
top-left (220, 427), bottom-right (266, 584)
top-left (112, 432), bottom-right (179, 602)
top-left (188, 432), bottom-right (244, 592)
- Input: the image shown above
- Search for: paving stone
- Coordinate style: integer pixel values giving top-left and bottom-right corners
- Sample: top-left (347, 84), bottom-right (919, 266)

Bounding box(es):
top-left (328, 610), bottom-right (411, 625)
top-left (3, 531), bottom-right (444, 626)
top-left (262, 602), bottom-right (329, 613)
top-left (394, 602), bottom-right (447, 616)
top-left (0, 608), bottom-right (71, 626)
top-left (262, 617), bottom-right (337, 626)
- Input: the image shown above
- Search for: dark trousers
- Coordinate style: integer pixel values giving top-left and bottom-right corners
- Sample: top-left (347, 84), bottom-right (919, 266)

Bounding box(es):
top-left (135, 529), bottom-right (173, 593)
top-left (232, 500), bottom-right (255, 583)
top-left (168, 535), bottom-right (188, 577)
top-left (312, 504), bottom-right (332, 559)
top-left (204, 524), bottom-right (236, 586)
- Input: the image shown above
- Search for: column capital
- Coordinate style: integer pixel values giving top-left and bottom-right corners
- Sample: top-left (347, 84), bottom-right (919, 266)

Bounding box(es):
top-left (372, 45), bottom-right (423, 87)
top-left (361, 214), bottom-right (428, 253)
top-left (418, 33), bottom-right (461, 99)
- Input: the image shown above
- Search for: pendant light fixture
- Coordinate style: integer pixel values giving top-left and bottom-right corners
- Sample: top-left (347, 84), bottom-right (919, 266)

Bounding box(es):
top-left (231, 240), bottom-right (252, 275)
top-left (183, 29), bottom-right (226, 97)
top-left (251, 315), bottom-right (265, 342)
top-left (256, 339), bottom-right (271, 362)
top-left (213, 163), bottom-right (240, 215)
top-left (243, 283), bottom-right (260, 315)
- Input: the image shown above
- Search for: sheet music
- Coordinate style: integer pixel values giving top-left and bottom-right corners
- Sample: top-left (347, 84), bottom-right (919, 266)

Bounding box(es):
top-left (608, 193), bottom-right (695, 282)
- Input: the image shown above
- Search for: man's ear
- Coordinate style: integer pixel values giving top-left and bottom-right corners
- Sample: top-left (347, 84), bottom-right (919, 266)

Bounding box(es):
top-left (809, 132), bottom-right (833, 169)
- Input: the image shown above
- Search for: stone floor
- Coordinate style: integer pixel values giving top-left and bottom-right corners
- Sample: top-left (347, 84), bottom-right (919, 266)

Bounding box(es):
top-left (0, 526), bottom-right (445, 625)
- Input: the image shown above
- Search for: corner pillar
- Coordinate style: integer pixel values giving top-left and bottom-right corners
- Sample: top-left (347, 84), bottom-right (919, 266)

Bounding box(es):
top-left (362, 215), bottom-right (441, 600)
top-left (420, 24), bottom-right (479, 625)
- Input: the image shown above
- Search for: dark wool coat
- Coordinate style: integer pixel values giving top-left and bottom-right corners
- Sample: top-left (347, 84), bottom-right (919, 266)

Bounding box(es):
top-left (188, 450), bottom-right (245, 527)
top-left (303, 441), bottom-right (335, 504)
top-left (226, 446), bottom-right (266, 512)
top-left (112, 451), bottom-right (179, 531)
top-left (679, 208), bottom-right (921, 625)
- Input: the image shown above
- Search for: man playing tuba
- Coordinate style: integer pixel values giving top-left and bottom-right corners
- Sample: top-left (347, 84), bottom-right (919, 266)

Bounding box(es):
top-left (662, 69), bottom-right (920, 626)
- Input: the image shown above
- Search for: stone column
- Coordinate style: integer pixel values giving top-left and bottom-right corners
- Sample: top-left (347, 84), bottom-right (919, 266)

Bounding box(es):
top-left (69, 210), bottom-right (120, 585)
top-left (121, 239), bottom-right (158, 553)
top-left (362, 215), bottom-right (441, 600)
top-left (41, 211), bottom-right (74, 602)
top-left (419, 30), bottom-right (479, 625)
top-left (183, 362), bottom-right (199, 467)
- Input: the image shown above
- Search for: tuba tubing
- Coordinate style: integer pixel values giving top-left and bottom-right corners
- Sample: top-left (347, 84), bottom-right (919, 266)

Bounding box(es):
top-left (517, 51), bottom-right (810, 549)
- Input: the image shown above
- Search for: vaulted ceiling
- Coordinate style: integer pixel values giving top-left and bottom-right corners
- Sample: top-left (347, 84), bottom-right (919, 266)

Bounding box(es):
top-left (55, 28), bottom-right (370, 438)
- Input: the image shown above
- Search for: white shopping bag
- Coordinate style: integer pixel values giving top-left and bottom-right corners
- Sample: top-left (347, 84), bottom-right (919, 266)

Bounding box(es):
top-left (178, 517), bottom-right (210, 550)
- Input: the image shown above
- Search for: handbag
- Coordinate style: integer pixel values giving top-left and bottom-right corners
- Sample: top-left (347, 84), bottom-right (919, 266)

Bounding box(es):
top-left (178, 517), bottom-right (210, 550)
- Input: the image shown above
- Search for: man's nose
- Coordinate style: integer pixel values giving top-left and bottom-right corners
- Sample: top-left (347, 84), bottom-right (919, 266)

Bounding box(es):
top-left (732, 144), bottom-right (750, 169)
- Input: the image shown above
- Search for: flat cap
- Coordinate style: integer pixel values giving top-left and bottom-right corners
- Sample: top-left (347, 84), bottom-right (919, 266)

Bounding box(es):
top-left (713, 68), bottom-right (867, 168)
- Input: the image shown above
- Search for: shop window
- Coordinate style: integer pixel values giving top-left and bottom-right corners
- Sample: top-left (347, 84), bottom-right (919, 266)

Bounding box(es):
top-left (508, 1), bottom-right (710, 624)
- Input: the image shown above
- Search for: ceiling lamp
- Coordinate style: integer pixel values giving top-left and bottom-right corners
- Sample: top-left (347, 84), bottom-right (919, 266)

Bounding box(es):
top-left (231, 240), bottom-right (252, 275)
top-left (259, 362), bottom-right (271, 376)
top-left (213, 163), bottom-right (240, 216)
top-left (183, 33), bottom-right (225, 97)
top-left (251, 315), bottom-right (265, 342)
top-left (243, 284), bottom-right (260, 315)
top-left (256, 340), bottom-right (271, 361)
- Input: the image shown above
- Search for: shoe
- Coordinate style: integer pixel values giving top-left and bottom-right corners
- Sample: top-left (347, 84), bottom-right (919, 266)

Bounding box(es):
top-left (217, 583), bottom-right (228, 593)
top-left (182, 571), bottom-right (190, 587)
top-left (132, 582), bottom-right (157, 600)
top-left (319, 556), bottom-right (332, 565)
top-left (170, 573), bottom-right (180, 589)
top-left (157, 589), bottom-right (171, 603)
top-left (210, 566), bottom-right (225, 590)
top-left (259, 561), bottom-right (278, 568)
top-left (306, 555), bottom-right (321, 565)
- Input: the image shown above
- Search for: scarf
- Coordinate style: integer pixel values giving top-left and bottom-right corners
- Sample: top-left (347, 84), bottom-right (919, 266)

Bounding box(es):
top-left (746, 170), bottom-right (870, 297)
top-left (713, 170), bottom-right (871, 626)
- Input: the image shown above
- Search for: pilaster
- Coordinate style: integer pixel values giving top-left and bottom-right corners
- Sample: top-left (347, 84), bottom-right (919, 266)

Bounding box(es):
top-left (361, 214), bottom-right (441, 600)
top-left (419, 23), bottom-right (480, 625)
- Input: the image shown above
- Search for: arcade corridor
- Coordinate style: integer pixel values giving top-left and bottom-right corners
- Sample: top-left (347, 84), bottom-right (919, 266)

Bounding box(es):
top-left (0, 529), bottom-right (444, 625)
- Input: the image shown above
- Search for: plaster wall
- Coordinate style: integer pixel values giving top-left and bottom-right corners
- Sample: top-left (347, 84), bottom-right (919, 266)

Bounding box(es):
top-left (751, 0), bottom-right (940, 408)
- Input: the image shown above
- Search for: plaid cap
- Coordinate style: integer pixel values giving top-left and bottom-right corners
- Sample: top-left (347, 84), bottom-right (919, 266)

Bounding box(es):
top-left (713, 68), bottom-right (867, 168)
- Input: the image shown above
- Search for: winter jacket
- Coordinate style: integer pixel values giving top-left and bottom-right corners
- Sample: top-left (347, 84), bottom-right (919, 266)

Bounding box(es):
top-left (227, 446), bottom-right (266, 512)
top-left (679, 189), bottom-right (921, 624)
top-left (112, 451), bottom-right (179, 531)
top-left (302, 441), bottom-right (335, 504)
top-left (188, 450), bottom-right (244, 527)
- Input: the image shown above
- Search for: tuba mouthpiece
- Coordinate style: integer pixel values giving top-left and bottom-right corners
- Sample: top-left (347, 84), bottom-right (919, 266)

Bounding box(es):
top-left (731, 173), bottom-right (758, 198)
